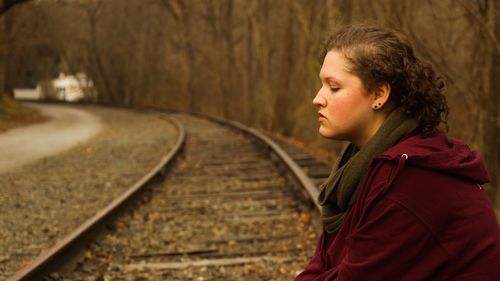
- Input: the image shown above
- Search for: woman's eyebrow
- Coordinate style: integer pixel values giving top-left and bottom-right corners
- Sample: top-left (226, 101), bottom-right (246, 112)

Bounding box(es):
top-left (325, 76), bottom-right (340, 84)
top-left (319, 74), bottom-right (339, 81)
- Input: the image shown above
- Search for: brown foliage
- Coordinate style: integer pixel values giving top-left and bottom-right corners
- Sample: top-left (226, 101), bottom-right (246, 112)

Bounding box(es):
top-left (3, 0), bottom-right (498, 206)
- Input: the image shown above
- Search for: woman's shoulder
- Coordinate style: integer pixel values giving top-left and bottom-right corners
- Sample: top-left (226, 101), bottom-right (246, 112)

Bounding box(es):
top-left (362, 130), bottom-right (493, 231)
top-left (358, 149), bottom-right (497, 252)
top-left (378, 129), bottom-right (490, 184)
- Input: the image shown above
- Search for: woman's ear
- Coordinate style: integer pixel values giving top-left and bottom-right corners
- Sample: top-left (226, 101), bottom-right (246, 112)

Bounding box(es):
top-left (371, 82), bottom-right (391, 110)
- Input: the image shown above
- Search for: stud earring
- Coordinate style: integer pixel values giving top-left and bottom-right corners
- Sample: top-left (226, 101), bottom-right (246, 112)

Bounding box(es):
top-left (373, 102), bottom-right (382, 110)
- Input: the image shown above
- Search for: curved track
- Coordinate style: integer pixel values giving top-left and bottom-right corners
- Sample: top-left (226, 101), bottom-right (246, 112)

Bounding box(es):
top-left (9, 112), bottom-right (327, 281)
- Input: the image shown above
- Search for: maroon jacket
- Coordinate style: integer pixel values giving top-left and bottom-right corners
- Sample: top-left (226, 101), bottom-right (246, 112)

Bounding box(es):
top-left (296, 131), bottom-right (500, 280)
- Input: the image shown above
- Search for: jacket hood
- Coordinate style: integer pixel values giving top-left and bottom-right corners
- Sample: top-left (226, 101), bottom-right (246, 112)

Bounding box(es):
top-left (379, 130), bottom-right (490, 184)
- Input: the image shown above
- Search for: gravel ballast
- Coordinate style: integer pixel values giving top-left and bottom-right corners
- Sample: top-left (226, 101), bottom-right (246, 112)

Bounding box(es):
top-left (0, 105), bottom-right (179, 279)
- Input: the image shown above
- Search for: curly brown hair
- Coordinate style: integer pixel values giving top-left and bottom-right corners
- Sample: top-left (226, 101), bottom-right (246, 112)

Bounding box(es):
top-left (321, 25), bottom-right (448, 137)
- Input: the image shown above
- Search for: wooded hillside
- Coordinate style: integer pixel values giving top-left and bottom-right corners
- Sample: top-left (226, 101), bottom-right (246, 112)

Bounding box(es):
top-left (1, 0), bottom-right (498, 208)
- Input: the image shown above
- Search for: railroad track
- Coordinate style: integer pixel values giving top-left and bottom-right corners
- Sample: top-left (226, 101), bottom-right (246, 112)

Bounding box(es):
top-left (9, 112), bottom-right (331, 281)
top-left (269, 138), bottom-right (333, 188)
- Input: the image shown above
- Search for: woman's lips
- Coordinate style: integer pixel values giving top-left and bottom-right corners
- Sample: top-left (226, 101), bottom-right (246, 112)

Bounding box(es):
top-left (318, 112), bottom-right (326, 121)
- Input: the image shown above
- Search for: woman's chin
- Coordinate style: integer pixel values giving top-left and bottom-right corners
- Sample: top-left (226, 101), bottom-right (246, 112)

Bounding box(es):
top-left (318, 127), bottom-right (336, 139)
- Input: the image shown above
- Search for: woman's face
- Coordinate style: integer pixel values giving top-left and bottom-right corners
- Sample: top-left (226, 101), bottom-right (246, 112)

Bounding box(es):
top-left (313, 50), bottom-right (379, 147)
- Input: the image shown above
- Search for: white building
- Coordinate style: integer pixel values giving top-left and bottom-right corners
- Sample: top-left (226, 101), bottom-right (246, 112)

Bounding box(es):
top-left (52, 73), bottom-right (86, 102)
top-left (13, 85), bottom-right (44, 100)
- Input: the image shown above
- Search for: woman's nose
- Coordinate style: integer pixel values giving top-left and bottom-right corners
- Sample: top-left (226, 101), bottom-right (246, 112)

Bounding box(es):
top-left (313, 89), bottom-right (326, 107)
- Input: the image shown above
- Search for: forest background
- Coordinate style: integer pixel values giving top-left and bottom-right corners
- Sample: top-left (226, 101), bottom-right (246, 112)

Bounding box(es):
top-left (0, 0), bottom-right (498, 211)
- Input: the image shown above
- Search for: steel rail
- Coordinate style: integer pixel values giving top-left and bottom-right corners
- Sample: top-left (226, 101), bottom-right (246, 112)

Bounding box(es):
top-left (196, 114), bottom-right (321, 213)
top-left (7, 114), bottom-right (185, 281)
top-left (8, 109), bottom-right (322, 280)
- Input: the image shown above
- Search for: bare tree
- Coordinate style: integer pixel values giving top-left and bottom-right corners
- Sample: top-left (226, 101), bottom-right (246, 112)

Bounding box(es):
top-left (0, 0), bottom-right (31, 100)
top-left (81, 0), bottom-right (113, 103)
top-left (159, 0), bottom-right (203, 111)
top-left (5, 0), bottom-right (497, 208)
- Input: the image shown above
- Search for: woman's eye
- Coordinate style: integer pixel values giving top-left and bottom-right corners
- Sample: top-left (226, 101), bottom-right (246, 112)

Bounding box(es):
top-left (330, 87), bottom-right (340, 92)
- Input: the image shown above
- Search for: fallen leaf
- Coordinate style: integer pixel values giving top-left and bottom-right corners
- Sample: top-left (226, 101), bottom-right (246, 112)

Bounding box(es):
top-left (299, 212), bottom-right (311, 223)
top-left (18, 260), bottom-right (31, 270)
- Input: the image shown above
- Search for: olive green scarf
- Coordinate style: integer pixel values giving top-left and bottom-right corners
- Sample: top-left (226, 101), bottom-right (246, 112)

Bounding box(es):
top-left (318, 107), bottom-right (418, 233)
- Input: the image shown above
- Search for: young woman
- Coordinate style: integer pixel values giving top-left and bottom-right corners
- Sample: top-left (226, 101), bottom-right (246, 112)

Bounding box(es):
top-left (295, 25), bottom-right (500, 280)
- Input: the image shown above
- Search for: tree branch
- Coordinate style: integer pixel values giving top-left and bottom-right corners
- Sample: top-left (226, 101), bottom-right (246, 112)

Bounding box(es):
top-left (0, 0), bottom-right (31, 15)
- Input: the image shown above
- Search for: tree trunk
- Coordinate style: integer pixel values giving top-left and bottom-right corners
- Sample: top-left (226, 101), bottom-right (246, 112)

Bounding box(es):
top-left (4, 10), bottom-right (13, 95)
top-left (488, 0), bottom-right (500, 208)
top-left (0, 14), bottom-right (6, 98)
top-left (87, 2), bottom-right (112, 104)
top-left (0, 0), bottom-right (31, 99)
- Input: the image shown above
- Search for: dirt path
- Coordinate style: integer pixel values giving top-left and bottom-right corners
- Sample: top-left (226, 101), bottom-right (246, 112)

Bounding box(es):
top-left (0, 103), bottom-right (102, 173)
